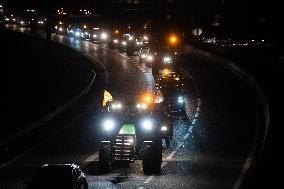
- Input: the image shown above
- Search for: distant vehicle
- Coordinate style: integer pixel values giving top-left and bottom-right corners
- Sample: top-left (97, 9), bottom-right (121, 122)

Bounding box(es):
top-left (118, 33), bottom-right (136, 55)
top-left (156, 73), bottom-right (186, 115)
top-left (24, 164), bottom-right (88, 189)
top-left (138, 47), bottom-right (155, 67)
top-left (67, 25), bottom-right (82, 39)
top-left (91, 27), bottom-right (109, 42)
top-left (54, 21), bottom-right (67, 35)
top-left (151, 47), bottom-right (180, 78)
top-left (80, 24), bottom-right (92, 40)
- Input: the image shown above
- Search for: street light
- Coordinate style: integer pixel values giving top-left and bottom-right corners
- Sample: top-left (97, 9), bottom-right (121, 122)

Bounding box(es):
top-left (167, 34), bottom-right (179, 46)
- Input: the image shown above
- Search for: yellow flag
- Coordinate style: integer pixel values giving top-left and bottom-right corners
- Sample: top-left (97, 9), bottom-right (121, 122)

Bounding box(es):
top-left (103, 90), bottom-right (113, 107)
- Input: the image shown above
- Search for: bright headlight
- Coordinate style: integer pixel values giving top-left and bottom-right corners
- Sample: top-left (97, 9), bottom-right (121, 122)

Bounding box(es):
top-left (101, 32), bottom-right (108, 40)
top-left (84, 32), bottom-right (89, 35)
top-left (113, 39), bottom-right (118, 43)
top-left (177, 96), bottom-right (184, 103)
top-left (147, 55), bottom-right (153, 61)
top-left (141, 54), bottom-right (147, 58)
top-left (142, 119), bottom-right (153, 130)
top-left (75, 31), bottom-right (80, 36)
top-left (161, 126), bottom-right (168, 131)
top-left (111, 102), bottom-right (122, 110)
top-left (102, 119), bottom-right (115, 131)
top-left (136, 103), bottom-right (147, 110)
top-left (122, 41), bottom-right (127, 46)
top-left (59, 27), bottom-right (63, 31)
top-left (163, 56), bottom-right (171, 63)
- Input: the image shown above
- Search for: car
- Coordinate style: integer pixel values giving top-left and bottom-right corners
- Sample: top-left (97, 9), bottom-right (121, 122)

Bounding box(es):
top-left (156, 73), bottom-right (186, 115)
top-left (99, 93), bottom-right (173, 174)
top-left (80, 24), bottom-right (92, 40)
top-left (91, 27), bottom-right (109, 43)
top-left (151, 47), bottom-right (180, 79)
top-left (54, 21), bottom-right (67, 35)
top-left (67, 25), bottom-right (82, 39)
top-left (24, 163), bottom-right (88, 189)
top-left (118, 34), bottom-right (136, 55)
top-left (138, 47), bottom-right (156, 66)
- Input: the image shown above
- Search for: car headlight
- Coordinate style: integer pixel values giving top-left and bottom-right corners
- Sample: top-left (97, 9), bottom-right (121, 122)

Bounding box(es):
top-left (146, 55), bottom-right (153, 61)
top-left (177, 96), bottom-right (184, 104)
top-left (102, 119), bottom-right (115, 131)
top-left (136, 103), bottom-right (147, 110)
top-left (75, 31), bottom-right (80, 36)
top-left (93, 34), bottom-right (97, 38)
top-left (84, 32), bottom-right (89, 35)
top-left (20, 21), bottom-right (25, 24)
top-left (59, 27), bottom-right (63, 31)
top-left (141, 119), bottom-right (153, 130)
top-left (161, 125), bottom-right (168, 131)
top-left (111, 102), bottom-right (122, 110)
top-left (101, 32), bottom-right (108, 40)
top-left (113, 39), bottom-right (118, 43)
top-left (122, 41), bottom-right (127, 46)
top-left (141, 54), bottom-right (147, 58)
top-left (163, 56), bottom-right (172, 63)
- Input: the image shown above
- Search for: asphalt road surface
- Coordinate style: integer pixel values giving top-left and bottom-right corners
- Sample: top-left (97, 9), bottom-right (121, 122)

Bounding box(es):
top-left (0, 25), bottom-right (263, 189)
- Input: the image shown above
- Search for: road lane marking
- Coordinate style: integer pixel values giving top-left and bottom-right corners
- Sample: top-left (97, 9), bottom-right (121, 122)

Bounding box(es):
top-left (166, 151), bottom-right (177, 160)
top-left (144, 176), bottom-right (154, 184)
top-left (183, 133), bottom-right (190, 140)
top-left (161, 162), bottom-right (167, 168)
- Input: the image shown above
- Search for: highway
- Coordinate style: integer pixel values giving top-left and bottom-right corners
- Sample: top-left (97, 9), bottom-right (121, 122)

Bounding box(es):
top-left (0, 25), bottom-right (264, 189)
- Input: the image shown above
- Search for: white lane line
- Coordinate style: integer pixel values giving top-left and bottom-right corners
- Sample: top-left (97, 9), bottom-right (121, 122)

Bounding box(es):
top-left (166, 151), bottom-right (177, 160)
top-left (161, 162), bottom-right (167, 168)
top-left (174, 142), bottom-right (184, 151)
top-left (183, 133), bottom-right (190, 140)
top-left (83, 152), bottom-right (99, 163)
top-left (144, 176), bottom-right (154, 184)
top-left (138, 187), bottom-right (144, 189)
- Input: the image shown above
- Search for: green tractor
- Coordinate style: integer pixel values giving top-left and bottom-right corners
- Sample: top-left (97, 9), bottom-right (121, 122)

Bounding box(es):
top-left (99, 100), bottom-right (173, 174)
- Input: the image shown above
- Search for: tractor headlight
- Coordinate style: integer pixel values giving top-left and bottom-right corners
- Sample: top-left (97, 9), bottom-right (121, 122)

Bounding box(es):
top-left (111, 102), bottom-right (122, 110)
top-left (75, 31), bottom-right (80, 37)
top-left (101, 32), bottom-right (108, 40)
top-left (177, 96), bottom-right (184, 104)
top-left (163, 56), bottom-right (172, 63)
top-left (136, 103), bottom-right (147, 110)
top-left (102, 119), bottom-right (115, 131)
top-left (141, 119), bottom-right (153, 131)
top-left (146, 55), bottom-right (153, 61)
top-left (161, 125), bottom-right (168, 131)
